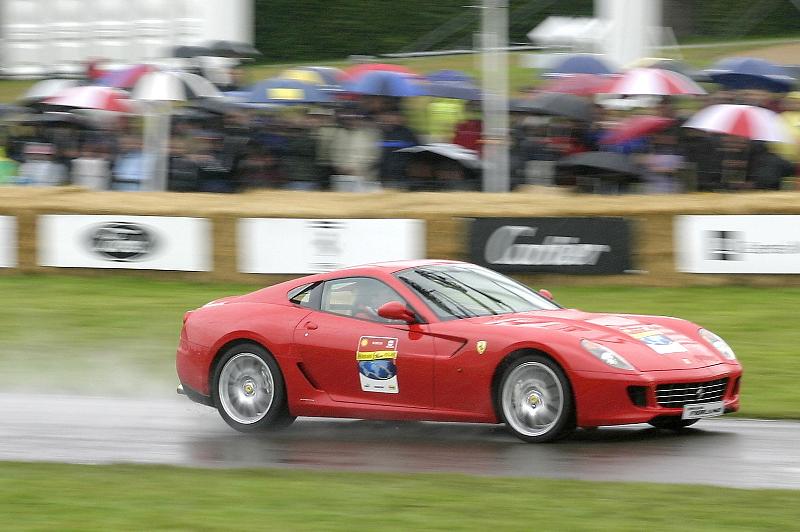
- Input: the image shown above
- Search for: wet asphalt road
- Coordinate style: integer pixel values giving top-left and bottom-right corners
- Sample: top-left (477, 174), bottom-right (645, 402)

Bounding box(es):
top-left (1, 392), bottom-right (798, 489)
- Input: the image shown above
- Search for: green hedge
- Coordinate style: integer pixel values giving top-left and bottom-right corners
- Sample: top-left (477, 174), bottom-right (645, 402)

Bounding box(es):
top-left (253, 0), bottom-right (800, 64)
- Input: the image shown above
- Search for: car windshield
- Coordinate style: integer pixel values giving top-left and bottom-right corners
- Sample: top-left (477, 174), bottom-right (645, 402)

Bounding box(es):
top-left (395, 264), bottom-right (559, 320)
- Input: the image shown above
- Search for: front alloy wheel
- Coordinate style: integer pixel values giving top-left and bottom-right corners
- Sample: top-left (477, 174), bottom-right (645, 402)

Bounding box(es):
top-left (499, 355), bottom-right (575, 443)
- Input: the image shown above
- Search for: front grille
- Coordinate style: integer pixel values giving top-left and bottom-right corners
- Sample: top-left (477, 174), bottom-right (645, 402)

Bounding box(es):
top-left (655, 378), bottom-right (729, 408)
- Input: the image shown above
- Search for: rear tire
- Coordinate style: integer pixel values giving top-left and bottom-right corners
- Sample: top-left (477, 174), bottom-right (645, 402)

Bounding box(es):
top-left (648, 417), bottom-right (698, 430)
top-left (498, 354), bottom-right (575, 443)
top-left (212, 343), bottom-right (295, 433)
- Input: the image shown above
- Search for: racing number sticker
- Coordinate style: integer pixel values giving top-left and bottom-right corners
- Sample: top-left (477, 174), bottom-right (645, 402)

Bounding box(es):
top-left (356, 336), bottom-right (399, 393)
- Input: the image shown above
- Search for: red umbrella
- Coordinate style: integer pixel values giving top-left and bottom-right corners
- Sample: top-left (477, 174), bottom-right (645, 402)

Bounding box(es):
top-left (44, 86), bottom-right (134, 113)
top-left (608, 68), bottom-right (706, 96)
top-left (540, 74), bottom-right (618, 96)
top-left (341, 63), bottom-right (417, 81)
top-left (601, 116), bottom-right (676, 145)
top-left (683, 104), bottom-right (792, 143)
top-left (97, 64), bottom-right (156, 89)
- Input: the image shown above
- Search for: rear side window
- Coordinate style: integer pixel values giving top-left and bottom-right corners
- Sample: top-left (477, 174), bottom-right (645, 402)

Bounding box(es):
top-left (288, 283), bottom-right (322, 309)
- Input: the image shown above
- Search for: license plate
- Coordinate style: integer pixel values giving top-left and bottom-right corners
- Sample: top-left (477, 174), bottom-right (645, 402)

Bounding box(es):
top-left (682, 401), bottom-right (725, 420)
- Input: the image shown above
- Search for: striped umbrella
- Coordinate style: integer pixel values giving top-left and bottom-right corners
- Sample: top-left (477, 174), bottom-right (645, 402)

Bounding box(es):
top-left (19, 78), bottom-right (81, 103)
top-left (97, 64), bottom-right (156, 90)
top-left (609, 68), bottom-right (706, 96)
top-left (540, 74), bottom-right (618, 96)
top-left (683, 104), bottom-right (793, 143)
top-left (43, 86), bottom-right (133, 113)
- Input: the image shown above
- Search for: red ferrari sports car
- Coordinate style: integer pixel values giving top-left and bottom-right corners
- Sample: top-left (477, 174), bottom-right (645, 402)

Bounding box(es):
top-left (176, 260), bottom-right (742, 442)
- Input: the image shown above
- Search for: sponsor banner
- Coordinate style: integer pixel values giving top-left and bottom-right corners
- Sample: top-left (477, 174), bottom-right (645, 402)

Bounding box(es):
top-left (0, 216), bottom-right (17, 268)
top-left (38, 215), bottom-right (212, 271)
top-left (468, 217), bottom-right (633, 274)
top-left (676, 215), bottom-right (800, 274)
top-left (238, 218), bottom-right (425, 274)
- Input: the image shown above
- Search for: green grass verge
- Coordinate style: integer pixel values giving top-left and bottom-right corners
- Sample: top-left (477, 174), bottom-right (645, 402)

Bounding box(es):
top-left (0, 462), bottom-right (798, 531)
top-left (0, 274), bottom-right (797, 418)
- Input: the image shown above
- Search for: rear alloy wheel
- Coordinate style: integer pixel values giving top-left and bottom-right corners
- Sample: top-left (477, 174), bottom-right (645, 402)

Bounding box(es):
top-left (499, 355), bottom-right (575, 443)
top-left (213, 343), bottom-right (294, 432)
top-left (648, 417), bottom-right (699, 430)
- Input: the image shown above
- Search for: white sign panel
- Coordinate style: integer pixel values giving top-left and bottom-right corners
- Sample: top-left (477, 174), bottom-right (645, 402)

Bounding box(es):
top-left (676, 215), bottom-right (800, 274)
top-left (38, 215), bottom-right (212, 271)
top-left (0, 216), bottom-right (17, 268)
top-left (238, 218), bottom-right (426, 274)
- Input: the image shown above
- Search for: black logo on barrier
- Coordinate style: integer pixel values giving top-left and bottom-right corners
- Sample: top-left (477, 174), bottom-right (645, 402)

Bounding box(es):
top-left (469, 217), bottom-right (633, 274)
top-left (88, 222), bottom-right (156, 262)
top-left (706, 230), bottom-right (743, 261)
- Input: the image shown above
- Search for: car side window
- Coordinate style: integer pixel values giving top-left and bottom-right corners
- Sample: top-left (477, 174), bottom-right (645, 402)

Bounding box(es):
top-left (288, 282), bottom-right (322, 309)
top-left (320, 277), bottom-right (406, 323)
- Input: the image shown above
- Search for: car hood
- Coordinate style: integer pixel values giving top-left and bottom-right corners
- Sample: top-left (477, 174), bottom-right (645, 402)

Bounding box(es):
top-left (475, 309), bottom-right (721, 371)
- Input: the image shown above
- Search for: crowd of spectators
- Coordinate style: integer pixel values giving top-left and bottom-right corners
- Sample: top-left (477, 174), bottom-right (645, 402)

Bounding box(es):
top-left (2, 68), bottom-right (800, 194)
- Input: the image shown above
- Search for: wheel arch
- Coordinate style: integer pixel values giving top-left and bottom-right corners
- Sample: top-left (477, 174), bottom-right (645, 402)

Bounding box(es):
top-left (490, 346), bottom-right (575, 424)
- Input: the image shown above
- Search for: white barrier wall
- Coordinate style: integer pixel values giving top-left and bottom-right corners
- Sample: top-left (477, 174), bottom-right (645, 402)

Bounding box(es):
top-left (0, 0), bottom-right (253, 77)
top-left (0, 216), bottom-right (17, 268)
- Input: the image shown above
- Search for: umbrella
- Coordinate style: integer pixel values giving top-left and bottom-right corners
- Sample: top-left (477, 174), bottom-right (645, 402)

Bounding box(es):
top-left (19, 79), bottom-right (81, 103)
top-left (511, 92), bottom-right (593, 122)
top-left (279, 66), bottom-right (344, 88)
top-left (608, 68), bottom-right (706, 96)
top-left (540, 74), bottom-right (618, 96)
top-left (682, 104), bottom-right (793, 143)
top-left (397, 143), bottom-right (482, 169)
top-left (43, 86), bottom-right (134, 113)
top-left (600, 116), bottom-right (676, 145)
top-left (97, 64), bottom-right (156, 90)
top-left (543, 54), bottom-right (617, 78)
top-left (6, 111), bottom-right (92, 128)
top-left (706, 57), bottom-right (794, 92)
top-left (342, 63), bottom-right (417, 80)
top-left (626, 57), bottom-right (710, 82)
top-left (349, 71), bottom-right (424, 97)
top-left (425, 81), bottom-right (481, 100)
top-left (172, 45), bottom-right (213, 58)
top-left (557, 151), bottom-right (642, 175)
top-left (207, 40), bottom-right (261, 58)
top-left (246, 78), bottom-right (337, 104)
top-left (131, 71), bottom-right (222, 101)
top-left (426, 70), bottom-right (475, 84)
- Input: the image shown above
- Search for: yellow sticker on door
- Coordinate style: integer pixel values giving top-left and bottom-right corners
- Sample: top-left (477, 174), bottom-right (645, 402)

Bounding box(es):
top-left (356, 336), bottom-right (399, 393)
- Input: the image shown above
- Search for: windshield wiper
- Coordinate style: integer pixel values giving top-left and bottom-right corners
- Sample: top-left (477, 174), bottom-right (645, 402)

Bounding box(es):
top-left (415, 269), bottom-right (509, 315)
top-left (399, 276), bottom-right (473, 319)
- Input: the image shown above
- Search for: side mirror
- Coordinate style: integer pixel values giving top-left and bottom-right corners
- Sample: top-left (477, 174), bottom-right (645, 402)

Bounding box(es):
top-left (538, 289), bottom-right (554, 301)
top-left (377, 301), bottom-right (417, 324)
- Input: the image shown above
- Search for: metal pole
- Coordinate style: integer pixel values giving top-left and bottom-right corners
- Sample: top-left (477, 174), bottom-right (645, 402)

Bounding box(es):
top-left (481, 0), bottom-right (510, 192)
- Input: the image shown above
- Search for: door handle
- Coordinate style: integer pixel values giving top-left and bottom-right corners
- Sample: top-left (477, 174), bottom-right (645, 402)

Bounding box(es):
top-left (304, 322), bottom-right (319, 330)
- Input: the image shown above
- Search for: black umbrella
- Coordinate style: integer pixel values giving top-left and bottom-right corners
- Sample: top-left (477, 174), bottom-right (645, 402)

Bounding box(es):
top-left (512, 93), bottom-right (593, 122)
top-left (172, 45), bottom-right (213, 58)
top-left (556, 151), bottom-right (642, 193)
top-left (6, 112), bottom-right (92, 128)
top-left (208, 40), bottom-right (261, 59)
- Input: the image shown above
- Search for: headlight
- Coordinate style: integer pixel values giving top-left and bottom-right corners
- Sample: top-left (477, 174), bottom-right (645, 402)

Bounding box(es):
top-left (581, 339), bottom-right (636, 370)
top-left (699, 328), bottom-right (736, 360)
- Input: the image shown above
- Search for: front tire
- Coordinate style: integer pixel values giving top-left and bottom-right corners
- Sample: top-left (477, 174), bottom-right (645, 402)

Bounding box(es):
top-left (498, 355), bottom-right (575, 443)
top-left (212, 343), bottom-right (295, 433)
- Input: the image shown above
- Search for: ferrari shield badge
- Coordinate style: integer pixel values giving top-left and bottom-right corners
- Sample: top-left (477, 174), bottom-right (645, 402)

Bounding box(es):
top-left (476, 340), bottom-right (487, 355)
top-left (356, 336), bottom-right (399, 393)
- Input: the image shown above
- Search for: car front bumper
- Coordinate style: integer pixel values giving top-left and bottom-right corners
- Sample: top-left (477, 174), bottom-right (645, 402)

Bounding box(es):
top-left (571, 363), bottom-right (742, 427)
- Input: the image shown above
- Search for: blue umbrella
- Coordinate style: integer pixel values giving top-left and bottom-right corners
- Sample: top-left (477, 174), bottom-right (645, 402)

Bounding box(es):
top-left (349, 71), bottom-right (424, 97)
top-left (706, 57), bottom-right (795, 92)
top-left (426, 69), bottom-right (475, 84)
top-left (543, 54), bottom-right (617, 78)
top-left (425, 81), bottom-right (481, 100)
top-left (246, 78), bottom-right (337, 104)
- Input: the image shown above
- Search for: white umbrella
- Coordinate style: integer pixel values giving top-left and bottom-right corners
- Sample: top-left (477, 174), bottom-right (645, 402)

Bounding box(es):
top-left (131, 71), bottom-right (221, 101)
top-left (683, 104), bottom-right (794, 143)
top-left (398, 143), bottom-right (482, 169)
top-left (20, 79), bottom-right (81, 103)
